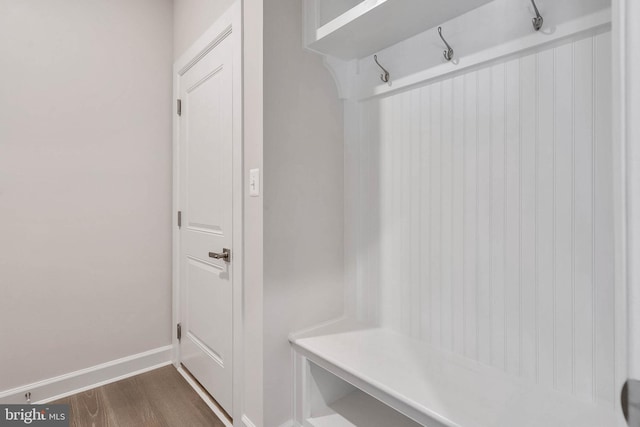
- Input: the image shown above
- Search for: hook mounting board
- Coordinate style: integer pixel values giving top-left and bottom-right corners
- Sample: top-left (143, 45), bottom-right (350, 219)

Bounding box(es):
top-left (304, 0), bottom-right (494, 60)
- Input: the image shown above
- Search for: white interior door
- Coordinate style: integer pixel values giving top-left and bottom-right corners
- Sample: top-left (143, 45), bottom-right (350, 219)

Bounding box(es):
top-left (178, 34), bottom-right (234, 415)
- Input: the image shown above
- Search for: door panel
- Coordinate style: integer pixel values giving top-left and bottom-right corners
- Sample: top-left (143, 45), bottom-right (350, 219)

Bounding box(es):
top-left (185, 66), bottom-right (230, 234)
top-left (178, 34), bottom-right (233, 414)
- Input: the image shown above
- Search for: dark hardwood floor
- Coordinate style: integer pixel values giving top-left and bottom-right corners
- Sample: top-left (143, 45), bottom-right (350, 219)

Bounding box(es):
top-left (52, 365), bottom-right (226, 427)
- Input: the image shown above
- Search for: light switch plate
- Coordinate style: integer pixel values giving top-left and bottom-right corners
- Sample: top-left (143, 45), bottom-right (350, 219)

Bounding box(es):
top-left (249, 168), bottom-right (260, 197)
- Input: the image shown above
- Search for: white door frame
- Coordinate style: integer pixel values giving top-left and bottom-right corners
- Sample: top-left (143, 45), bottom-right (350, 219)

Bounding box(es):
top-left (615, 1), bottom-right (640, 424)
top-left (613, 0), bottom-right (640, 423)
top-left (172, 2), bottom-right (243, 423)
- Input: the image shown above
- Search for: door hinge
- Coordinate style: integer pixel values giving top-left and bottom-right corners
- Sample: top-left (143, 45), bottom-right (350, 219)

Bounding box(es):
top-left (177, 211), bottom-right (182, 228)
top-left (177, 99), bottom-right (182, 116)
top-left (177, 323), bottom-right (182, 342)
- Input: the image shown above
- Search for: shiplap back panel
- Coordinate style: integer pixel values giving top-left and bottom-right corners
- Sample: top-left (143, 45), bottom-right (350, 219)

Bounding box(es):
top-left (356, 30), bottom-right (615, 404)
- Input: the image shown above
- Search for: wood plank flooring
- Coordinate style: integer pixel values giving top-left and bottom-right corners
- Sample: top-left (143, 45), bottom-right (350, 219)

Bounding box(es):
top-left (52, 366), bottom-right (226, 427)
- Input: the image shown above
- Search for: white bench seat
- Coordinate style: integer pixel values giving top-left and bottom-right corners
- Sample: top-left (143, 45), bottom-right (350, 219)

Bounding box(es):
top-left (290, 319), bottom-right (618, 427)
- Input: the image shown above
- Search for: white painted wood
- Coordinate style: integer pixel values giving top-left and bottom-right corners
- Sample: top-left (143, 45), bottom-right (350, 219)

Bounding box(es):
top-left (355, 8), bottom-right (611, 101)
top-left (489, 62), bottom-right (506, 372)
top-left (554, 41), bottom-right (574, 396)
top-left (418, 86), bottom-right (431, 343)
top-left (178, 35), bottom-right (233, 413)
top-left (306, 389), bottom-right (421, 427)
top-left (593, 31), bottom-right (617, 406)
top-left (536, 46), bottom-right (556, 392)
top-left (307, 363), bottom-right (357, 418)
top-left (304, 0), bottom-right (493, 60)
top-left (462, 71), bottom-right (478, 360)
top-left (519, 53), bottom-right (537, 383)
top-left (241, 416), bottom-right (258, 427)
top-left (430, 81), bottom-right (442, 348)
top-left (441, 77), bottom-right (454, 352)
top-left (353, 32), bottom-right (617, 405)
top-left (315, 0), bottom-right (362, 28)
top-left (173, 3), bottom-right (242, 418)
top-left (476, 66), bottom-right (492, 367)
top-left (617, 0), bottom-right (640, 391)
top-left (241, 415), bottom-right (258, 427)
top-left (503, 57), bottom-right (521, 378)
top-left (299, 0), bottom-right (627, 424)
top-left (409, 89), bottom-right (422, 340)
top-left (177, 367), bottom-right (233, 427)
top-left (0, 346), bottom-right (171, 405)
top-left (608, 2), bottom-right (628, 419)
top-left (573, 36), bottom-right (595, 401)
top-left (291, 321), bottom-right (617, 427)
top-left (451, 74), bottom-right (466, 356)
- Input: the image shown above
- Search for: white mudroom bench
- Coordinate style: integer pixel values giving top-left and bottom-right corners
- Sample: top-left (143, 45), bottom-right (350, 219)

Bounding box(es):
top-left (290, 319), bottom-right (617, 427)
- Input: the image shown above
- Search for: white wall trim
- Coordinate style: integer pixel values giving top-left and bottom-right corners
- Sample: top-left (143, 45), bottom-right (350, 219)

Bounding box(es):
top-left (321, 56), bottom-right (356, 100)
top-left (355, 8), bottom-right (611, 101)
top-left (616, 0), bottom-right (639, 384)
top-left (0, 345), bottom-right (172, 405)
top-left (240, 415), bottom-right (258, 427)
top-left (176, 367), bottom-right (233, 427)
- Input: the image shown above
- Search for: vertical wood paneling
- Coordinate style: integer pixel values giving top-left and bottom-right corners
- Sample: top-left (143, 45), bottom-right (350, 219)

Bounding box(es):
top-left (357, 33), bottom-right (616, 404)
top-left (378, 94), bottom-right (393, 328)
top-left (399, 91), bottom-right (411, 334)
top-left (359, 101), bottom-right (371, 322)
top-left (463, 72), bottom-right (478, 359)
top-left (409, 90), bottom-right (422, 339)
top-left (430, 83), bottom-right (442, 346)
top-left (420, 86), bottom-right (432, 343)
top-left (536, 47), bottom-right (556, 390)
top-left (441, 78), bottom-right (454, 351)
top-left (452, 75), bottom-right (466, 356)
top-left (593, 31), bottom-right (615, 405)
top-left (384, 96), bottom-right (404, 330)
top-left (477, 67), bottom-right (493, 366)
top-left (554, 42), bottom-right (574, 395)
top-left (490, 63), bottom-right (506, 370)
top-left (368, 98), bottom-right (381, 325)
top-left (519, 54), bottom-right (537, 381)
top-left (504, 58), bottom-right (521, 376)
top-left (573, 36), bottom-right (595, 401)
top-left (355, 32), bottom-right (614, 403)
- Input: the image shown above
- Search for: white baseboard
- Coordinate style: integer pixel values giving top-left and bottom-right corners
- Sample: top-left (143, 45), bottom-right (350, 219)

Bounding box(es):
top-left (176, 366), bottom-right (233, 427)
top-left (241, 414), bottom-right (258, 427)
top-left (240, 415), bottom-right (297, 427)
top-left (0, 345), bottom-right (172, 404)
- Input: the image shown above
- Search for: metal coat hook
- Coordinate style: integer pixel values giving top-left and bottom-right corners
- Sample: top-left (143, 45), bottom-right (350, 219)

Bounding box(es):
top-left (531, 0), bottom-right (543, 31)
top-left (438, 27), bottom-right (454, 61)
top-left (374, 55), bottom-right (390, 83)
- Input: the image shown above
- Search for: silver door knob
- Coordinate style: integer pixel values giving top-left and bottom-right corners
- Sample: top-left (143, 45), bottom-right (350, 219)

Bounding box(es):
top-left (209, 248), bottom-right (231, 262)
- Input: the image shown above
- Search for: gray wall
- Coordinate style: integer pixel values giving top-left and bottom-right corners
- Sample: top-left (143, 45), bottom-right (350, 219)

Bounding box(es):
top-left (0, 0), bottom-right (174, 391)
top-left (173, 0), bottom-right (236, 60)
top-left (242, 0), bottom-right (265, 424)
top-left (263, 0), bottom-right (345, 425)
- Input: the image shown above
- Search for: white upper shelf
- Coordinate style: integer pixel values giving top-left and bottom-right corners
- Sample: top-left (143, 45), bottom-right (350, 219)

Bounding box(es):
top-left (305, 0), bottom-right (494, 60)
